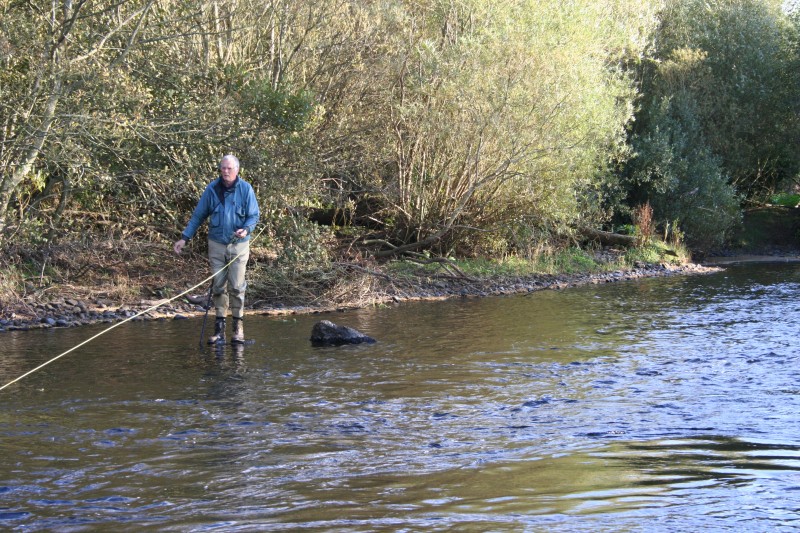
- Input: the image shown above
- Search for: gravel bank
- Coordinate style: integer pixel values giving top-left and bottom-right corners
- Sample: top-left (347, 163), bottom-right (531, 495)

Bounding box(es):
top-left (0, 261), bottom-right (719, 333)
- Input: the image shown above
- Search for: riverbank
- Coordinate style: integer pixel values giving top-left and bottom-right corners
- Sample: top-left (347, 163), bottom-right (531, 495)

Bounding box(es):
top-left (0, 259), bottom-right (720, 333)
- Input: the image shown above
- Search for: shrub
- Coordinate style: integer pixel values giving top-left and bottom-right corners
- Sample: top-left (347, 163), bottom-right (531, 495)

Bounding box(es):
top-left (769, 192), bottom-right (800, 207)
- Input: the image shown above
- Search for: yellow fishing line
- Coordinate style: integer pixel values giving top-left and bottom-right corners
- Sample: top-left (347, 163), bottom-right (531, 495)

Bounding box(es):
top-left (0, 227), bottom-right (265, 392)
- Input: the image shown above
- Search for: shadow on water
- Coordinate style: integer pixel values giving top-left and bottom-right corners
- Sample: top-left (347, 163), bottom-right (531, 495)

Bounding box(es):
top-left (1, 262), bottom-right (800, 531)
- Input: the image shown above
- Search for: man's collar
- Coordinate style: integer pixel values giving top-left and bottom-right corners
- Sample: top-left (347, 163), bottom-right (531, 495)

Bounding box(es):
top-left (218, 176), bottom-right (238, 189)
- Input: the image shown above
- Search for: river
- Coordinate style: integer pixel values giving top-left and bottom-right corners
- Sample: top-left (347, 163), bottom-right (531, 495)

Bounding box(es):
top-left (1, 262), bottom-right (799, 531)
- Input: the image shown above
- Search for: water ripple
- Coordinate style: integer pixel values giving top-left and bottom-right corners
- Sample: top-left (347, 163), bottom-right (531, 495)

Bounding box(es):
top-left (2, 264), bottom-right (800, 530)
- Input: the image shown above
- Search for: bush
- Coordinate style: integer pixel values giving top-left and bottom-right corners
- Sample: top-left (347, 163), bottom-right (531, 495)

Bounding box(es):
top-left (626, 88), bottom-right (741, 251)
top-left (769, 192), bottom-right (800, 207)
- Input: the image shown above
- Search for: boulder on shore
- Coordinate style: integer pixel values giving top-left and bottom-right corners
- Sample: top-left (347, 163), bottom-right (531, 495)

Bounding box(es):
top-left (310, 320), bottom-right (376, 346)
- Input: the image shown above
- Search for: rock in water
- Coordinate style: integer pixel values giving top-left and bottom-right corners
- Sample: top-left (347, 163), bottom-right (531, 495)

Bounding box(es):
top-left (310, 320), bottom-right (376, 346)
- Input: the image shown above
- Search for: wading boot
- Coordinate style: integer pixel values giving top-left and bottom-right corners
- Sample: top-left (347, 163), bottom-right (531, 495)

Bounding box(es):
top-left (231, 317), bottom-right (245, 345)
top-left (208, 317), bottom-right (226, 344)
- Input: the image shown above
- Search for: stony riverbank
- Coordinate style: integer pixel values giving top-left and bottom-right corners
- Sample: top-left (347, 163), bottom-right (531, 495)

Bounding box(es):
top-left (0, 261), bottom-right (720, 333)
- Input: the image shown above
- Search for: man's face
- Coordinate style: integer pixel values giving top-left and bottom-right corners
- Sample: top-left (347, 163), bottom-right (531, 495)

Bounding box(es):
top-left (220, 160), bottom-right (238, 186)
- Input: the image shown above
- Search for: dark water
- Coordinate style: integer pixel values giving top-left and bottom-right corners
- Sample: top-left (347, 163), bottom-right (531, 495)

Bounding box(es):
top-left (2, 263), bottom-right (800, 531)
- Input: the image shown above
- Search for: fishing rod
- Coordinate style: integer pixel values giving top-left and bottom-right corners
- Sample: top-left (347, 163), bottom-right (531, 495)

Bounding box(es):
top-left (0, 274), bottom-right (217, 392)
top-left (0, 226), bottom-right (265, 392)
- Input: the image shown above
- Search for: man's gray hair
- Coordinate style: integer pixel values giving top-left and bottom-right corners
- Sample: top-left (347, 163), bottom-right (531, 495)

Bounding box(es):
top-left (221, 154), bottom-right (240, 168)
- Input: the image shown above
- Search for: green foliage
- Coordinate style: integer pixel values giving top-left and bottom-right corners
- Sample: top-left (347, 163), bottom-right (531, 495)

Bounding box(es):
top-left (626, 91), bottom-right (742, 249)
top-left (769, 192), bottom-right (800, 207)
top-left (384, 251), bottom-right (598, 279)
top-left (616, 224), bottom-right (637, 236)
top-left (361, 0), bottom-right (658, 256)
top-left (536, 248), bottom-right (600, 274)
top-left (624, 0), bottom-right (800, 249)
top-left (385, 240), bottom-right (688, 282)
top-left (1, 0), bottom-right (797, 262)
top-left (624, 244), bottom-right (664, 265)
top-left (268, 214), bottom-right (333, 273)
top-left (241, 81), bottom-right (315, 133)
top-left (653, 1), bottom-right (799, 187)
top-left (726, 206), bottom-right (800, 250)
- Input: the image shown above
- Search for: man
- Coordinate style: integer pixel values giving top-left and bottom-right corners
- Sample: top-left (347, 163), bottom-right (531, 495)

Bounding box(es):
top-left (174, 155), bottom-right (260, 344)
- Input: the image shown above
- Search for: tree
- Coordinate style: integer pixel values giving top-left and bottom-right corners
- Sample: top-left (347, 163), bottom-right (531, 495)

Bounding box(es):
top-left (0, 0), bottom-right (326, 243)
top-left (634, 0), bottom-right (800, 204)
top-left (358, 0), bottom-right (661, 257)
top-left (0, 0), bottom-right (159, 240)
top-left (625, 0), bottom-right (800, 248)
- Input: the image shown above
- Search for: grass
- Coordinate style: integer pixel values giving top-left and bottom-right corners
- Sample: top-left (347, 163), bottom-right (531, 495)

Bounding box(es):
top-left (625, 241), bottom-right (689, 265)
top-left (534, 248), bottom-right (604, 274)
top-left (385, 255), bottom-right (541, 280)
top-left (384, 240), bottom-right (687, 282)
top-left (769, 192), bottom-right (800, 208)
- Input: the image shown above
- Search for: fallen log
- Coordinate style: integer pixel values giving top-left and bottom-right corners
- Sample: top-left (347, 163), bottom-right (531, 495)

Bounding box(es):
top-left (580, 227), bottom-right (637, 247)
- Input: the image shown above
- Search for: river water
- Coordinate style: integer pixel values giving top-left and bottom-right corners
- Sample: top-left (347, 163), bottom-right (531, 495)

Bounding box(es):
top-left (1, 262), bottom-right (800, 531)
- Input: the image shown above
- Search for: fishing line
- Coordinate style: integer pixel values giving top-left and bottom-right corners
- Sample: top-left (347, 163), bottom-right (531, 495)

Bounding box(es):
top-left (0, 226), bottom-right (266, 392)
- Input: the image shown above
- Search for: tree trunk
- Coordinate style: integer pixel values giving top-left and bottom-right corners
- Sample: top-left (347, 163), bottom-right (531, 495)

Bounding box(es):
top-left (580, 227), bottom-right (637, 247)
top-left (0, 80), bottom-right (62, 240)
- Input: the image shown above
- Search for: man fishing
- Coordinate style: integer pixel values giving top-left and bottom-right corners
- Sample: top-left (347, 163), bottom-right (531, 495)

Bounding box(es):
top-left (173, 155), bottom-right (260, 344)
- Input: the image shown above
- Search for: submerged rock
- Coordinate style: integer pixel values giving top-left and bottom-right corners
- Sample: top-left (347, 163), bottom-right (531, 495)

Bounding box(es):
top-left (310, 320), bottom-right (376, 346)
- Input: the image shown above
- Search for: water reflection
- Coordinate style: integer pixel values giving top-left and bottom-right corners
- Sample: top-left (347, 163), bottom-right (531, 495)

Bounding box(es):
top-left (1, 263), bottom-right (800, 530)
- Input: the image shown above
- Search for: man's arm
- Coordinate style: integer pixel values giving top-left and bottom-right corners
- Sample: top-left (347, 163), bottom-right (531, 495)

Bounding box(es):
top-left (242, 184), bottom-right (260, 236)
top-left (174, 186), bottom-right (214, 253)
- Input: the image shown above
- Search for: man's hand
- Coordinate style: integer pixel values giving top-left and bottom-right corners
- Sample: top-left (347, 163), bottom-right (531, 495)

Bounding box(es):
top-left (234, 228), bottom-right (248, 239)
top-left (173, 239), bottom-right (186, 254)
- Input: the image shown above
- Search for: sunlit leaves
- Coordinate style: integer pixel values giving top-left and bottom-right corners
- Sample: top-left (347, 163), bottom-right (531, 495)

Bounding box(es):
top-left (2, 0), bottom-right (795, 257)
top-left (377, 0), bottom-right (659, 254)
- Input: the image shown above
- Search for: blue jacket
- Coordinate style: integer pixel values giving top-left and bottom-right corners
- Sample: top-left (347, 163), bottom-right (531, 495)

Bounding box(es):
top-left (181, 177), bottom-right (260, 245)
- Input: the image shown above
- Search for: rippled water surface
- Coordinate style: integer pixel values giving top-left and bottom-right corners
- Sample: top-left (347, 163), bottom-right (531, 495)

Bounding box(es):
top-left (2, 263), bottom-right (800, 531)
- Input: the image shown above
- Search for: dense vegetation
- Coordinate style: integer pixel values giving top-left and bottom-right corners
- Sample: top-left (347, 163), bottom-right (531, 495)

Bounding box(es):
top-left (1, 0), bottom-right (799, 300)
